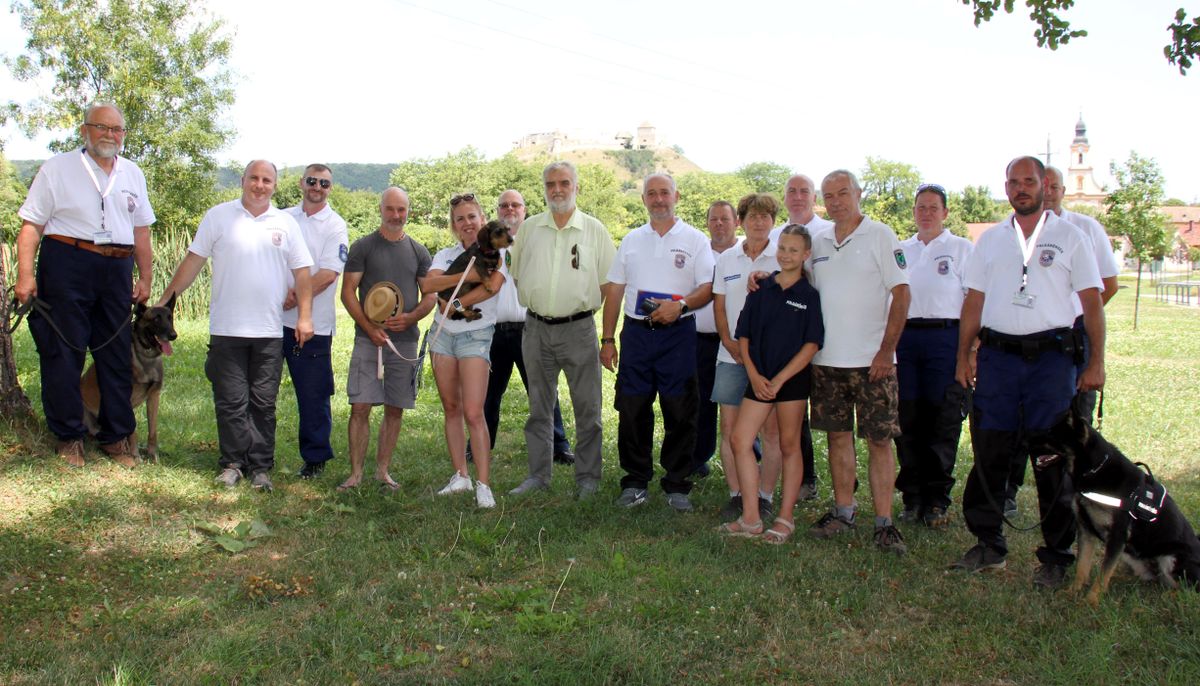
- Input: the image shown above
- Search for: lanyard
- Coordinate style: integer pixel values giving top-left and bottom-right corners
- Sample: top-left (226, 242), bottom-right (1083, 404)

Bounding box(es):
top-left (80, 149), bottom-right (119, 234)
top-left (1011, 211), bottom-right (1047, 293)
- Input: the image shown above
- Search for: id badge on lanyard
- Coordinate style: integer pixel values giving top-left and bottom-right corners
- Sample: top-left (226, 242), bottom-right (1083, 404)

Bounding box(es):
top-left (81, 150), bottom-right (119, 244)
top-left (1011, 213), bottom-right (1047, 310)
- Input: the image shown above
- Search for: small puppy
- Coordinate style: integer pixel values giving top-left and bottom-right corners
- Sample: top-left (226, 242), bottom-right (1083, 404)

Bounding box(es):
top-left (1030, 407), bottom-right (1200, 605)
top-left (81, 293), bottom-right (178, 460)
top-left (437, 220), bottom-right (513, 321)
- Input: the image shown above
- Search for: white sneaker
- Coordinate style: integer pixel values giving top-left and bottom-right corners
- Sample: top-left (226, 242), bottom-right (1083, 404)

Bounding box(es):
top-left (437, 472), bottom-right (473, 495)
top-left (475, 482), bottom-right (496, 508)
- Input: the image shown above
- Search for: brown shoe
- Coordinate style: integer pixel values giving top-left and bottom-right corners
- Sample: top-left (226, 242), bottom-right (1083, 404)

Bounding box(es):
top-left (58, 439), bottom-right (85, 468)
top-left (101, 438), bottom-right (138, 469)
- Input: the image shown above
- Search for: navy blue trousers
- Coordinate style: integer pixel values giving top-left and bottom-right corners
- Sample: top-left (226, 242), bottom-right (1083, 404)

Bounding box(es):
top-left (28, 238), bottom-right (134, 443)
top-left (615, 317), bottom-right (698, 495)
top-left (484, 323), bottom-right (569, 453)
top-left (895, 325), bottom-right (963, 512)
top-left (283, 327), bottom-right (335, 465)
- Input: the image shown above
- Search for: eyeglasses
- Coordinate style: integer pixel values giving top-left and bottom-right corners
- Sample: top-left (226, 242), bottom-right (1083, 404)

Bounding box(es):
top-left (498, 202), bottom-right (525, 210)
top-left (450, 193), bottom-right (477, 206)
top-left (304, 176), bottom-right (332, 189)
top-left (571, 244), bottom-right (579, 270)
top-left (84, 123), bottom-right (127, 135)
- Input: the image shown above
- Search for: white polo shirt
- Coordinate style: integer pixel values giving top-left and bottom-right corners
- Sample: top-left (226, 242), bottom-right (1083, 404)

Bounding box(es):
top-left (494, 249), bottom-right (526, 324)
top-left (694, 238), bottom-right (741, 334)
top-left (964, 212), bottom-right (1102, 336)
top-left (19, 149), bottom-right (155, 244)
top-left (712, 239), bottom-right (779, 364)
top-left (607, 219), bottom-right (715, 319)
top-left (770, 214), bottom-right (833, 243)
top-left (431, 243), bottom-right (505, 334)
top-left (282, 204), bottom-right (349, 336)
top-left (189, 200), bottom-right (313, 338)
top-left (1060, 210), bottom-right (1120, 279)
top-left (809, 217), bottom-right (909, 368)
top-left (901, 230), bottom-right (972, 320)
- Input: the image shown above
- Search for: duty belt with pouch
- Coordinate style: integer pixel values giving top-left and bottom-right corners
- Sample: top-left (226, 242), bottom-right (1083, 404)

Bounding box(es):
top-left (979, 327), bottom-right (1077, 362)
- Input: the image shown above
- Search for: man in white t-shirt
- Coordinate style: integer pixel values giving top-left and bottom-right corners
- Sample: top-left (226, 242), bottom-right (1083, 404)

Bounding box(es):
top-left (16, 102), bottom-right (155, 468)
top-left (769, 173), bottom-right (834, 500)
top-left (282, 164), bottom-right (348, 480)
top-left (807, 170), bottom-right (911, 555)
top-left (601, 173), bottom-right (715, 513)
top-left (159, 160), bottom-right (314, 492)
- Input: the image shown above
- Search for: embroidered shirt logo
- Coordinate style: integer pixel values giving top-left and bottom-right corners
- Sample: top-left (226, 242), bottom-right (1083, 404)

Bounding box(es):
top-left (1039, 249), bottom-right (1055, 267)
top-left (674, 253), bottom-right (686, 269)
top-left (271, 231), bottom-right (283, 247)
top-left (937, 259), bottom-right (949, 275)
top-left (894, 250), bottom-right (907, 269)
top-left (339, 244), bottom-right (349, 263)
top-left (786, 300), bottom-right (807, 310)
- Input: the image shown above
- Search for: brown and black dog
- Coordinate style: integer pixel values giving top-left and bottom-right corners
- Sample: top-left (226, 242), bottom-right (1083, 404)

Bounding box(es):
top-left (437, 219), bottom-right (513, 320)
top-left (81, 293), bottom-right (177, 460)
top-left (1030, 407), bottom-right (1200, 605)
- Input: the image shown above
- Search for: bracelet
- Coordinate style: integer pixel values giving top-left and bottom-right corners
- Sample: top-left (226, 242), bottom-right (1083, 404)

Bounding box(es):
top-left (600, 337), bottom-right (616, 345)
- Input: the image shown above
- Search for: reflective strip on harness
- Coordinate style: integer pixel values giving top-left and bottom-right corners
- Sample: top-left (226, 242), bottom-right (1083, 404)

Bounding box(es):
top-left (1081, 491), bottom-right (1123, 508)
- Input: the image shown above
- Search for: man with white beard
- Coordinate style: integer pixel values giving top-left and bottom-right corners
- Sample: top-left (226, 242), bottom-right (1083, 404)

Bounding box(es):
top-left (16, 101), bottom-right (155, 469)
top-left (508, 162), bottom-right (616, 499)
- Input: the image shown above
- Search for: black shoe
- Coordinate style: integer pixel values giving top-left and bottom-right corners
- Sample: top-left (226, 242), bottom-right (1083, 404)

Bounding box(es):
top-left (1032, 562), bottom-right (1068, 589)
top-left (690, 462), bottom-right (711, 478)
top-left (1003, 497), bottom-right (1018, 518)
top-left (553, 449), bottom-right (575, 465)
top-left (758, 497), bottom-right (774, 523)
top-left (297, 462), bottom-right (325, 479)
top-left (465, 445), bottom-right (474, 464)
top-left (718, 495), bottom-right (743, 522)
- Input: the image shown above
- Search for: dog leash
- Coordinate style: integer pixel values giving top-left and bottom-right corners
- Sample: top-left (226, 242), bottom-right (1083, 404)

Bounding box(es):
top-left (7, 291), bottom-right (132, 351)
top-left (376, 256), bottom-right (476, 379)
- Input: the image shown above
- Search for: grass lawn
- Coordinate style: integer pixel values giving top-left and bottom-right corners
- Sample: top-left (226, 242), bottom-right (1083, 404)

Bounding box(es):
top-left (3, 277), bottom-right (1200, 685)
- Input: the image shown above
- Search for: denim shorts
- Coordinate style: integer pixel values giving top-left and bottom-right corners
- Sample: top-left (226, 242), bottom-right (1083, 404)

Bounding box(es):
top-left (711, 361), bottom-right (750, 406)
top-left (430, 325), bottom-right (494, 362)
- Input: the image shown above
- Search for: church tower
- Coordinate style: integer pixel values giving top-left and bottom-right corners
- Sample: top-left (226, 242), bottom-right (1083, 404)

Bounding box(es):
top-left (1064, 115), bottom-right (1107, 207)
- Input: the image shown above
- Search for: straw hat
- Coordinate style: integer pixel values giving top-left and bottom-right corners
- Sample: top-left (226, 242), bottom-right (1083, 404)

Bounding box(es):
top-left (363, 281), bottom-right (403, 323)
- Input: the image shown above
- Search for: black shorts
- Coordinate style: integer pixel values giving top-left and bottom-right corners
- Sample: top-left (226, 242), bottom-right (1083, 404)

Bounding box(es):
top-left (744, 367), bottom-right (812, 404)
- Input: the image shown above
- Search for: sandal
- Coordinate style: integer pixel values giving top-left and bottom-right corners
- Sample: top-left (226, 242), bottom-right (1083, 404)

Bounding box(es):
top-left (335, 478), bottom-right (361, 493)
top-left (716, 518), bottom-right (764, 538)
top-left (762, 517), bottom-right (795, 545)
top-left (376, 477), bottom-right (400, 492)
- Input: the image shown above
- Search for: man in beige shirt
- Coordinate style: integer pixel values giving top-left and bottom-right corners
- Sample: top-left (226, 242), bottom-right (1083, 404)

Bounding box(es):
top-left (508, 161), bottom-right (616, 499)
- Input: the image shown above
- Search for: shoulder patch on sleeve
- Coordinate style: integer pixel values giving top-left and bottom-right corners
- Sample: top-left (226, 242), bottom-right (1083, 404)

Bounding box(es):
top-left (339, 244), bottom-right (349, 263)
top-left (894, 249), bottom-right (907, 269)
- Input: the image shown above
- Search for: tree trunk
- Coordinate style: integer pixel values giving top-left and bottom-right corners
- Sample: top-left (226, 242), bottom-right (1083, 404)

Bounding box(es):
top-left (0, 243), bottom-right (34, 419)
top-left (1133, 257), bottom-right (1143, 331)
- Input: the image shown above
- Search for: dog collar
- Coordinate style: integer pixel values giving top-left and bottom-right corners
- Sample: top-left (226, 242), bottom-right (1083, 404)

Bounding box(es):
top-left (1081, 453), bottom-right (1111, 478)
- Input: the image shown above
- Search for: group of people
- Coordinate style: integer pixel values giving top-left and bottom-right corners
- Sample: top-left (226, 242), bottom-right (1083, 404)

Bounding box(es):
top-left (16, 102), bottom-right (1116, 586)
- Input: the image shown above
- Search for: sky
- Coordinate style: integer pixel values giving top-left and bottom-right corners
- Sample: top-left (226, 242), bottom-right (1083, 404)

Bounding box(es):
top-left (2, 0), bottom-right (1198, 199)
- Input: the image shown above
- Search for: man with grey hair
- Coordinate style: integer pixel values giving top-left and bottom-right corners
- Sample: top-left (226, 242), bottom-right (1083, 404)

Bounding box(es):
top-left (16, 101), bottom-right (155, 468)
top-left (806, 169), bottom-right (911, 553)
top-left (480, 189), bottom-right (574, 464)
top-left (601, 173), bottom-right (715, 512)
top-left (508, 162), bottom-right (616, 499)
top-left (159, 160), bottom-right (314, 492)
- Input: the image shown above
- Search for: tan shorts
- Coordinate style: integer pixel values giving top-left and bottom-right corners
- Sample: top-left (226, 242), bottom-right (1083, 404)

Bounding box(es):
top-left (810, 365), bottom-right (900, 441)
top-left (347, 335), bottom-right (419, 408)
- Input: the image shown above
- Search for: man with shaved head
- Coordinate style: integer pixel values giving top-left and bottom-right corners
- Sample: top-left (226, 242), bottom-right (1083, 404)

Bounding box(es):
top-left (16, 101), bottom-right (155, 468)
top-left (338, 187), bottom-right (435, 492)
top-left (159, 159), bottom-right (314, 492)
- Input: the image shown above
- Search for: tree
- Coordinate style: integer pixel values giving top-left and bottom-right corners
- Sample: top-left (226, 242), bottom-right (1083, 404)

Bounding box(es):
top-left (961, 1), bottom-right (1200, 75)
top-left (3, 0), bottom-right (236, 279)
top-left (735, 162), bottom-right (792, 195)
top-left (0, 147), bottom-right (33, 419)
top-left (859, 157), bottom-right (921, 238)
top-left (1106, 152), bottom-right (1173, 329)
top-left (957, 185), bottom-right (1005, 224)
top-left (675, 171), bottom-right (754, 231)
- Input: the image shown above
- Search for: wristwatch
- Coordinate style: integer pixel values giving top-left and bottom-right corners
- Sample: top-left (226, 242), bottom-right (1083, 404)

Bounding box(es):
top-left (451, 298), bottom-right (464, 312)
top-left (679, 301), bottom-right (690, 315)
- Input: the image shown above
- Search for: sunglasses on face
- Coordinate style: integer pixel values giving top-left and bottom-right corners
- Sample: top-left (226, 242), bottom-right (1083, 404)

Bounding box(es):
top-left (304, 177), bottom-right (332, 189)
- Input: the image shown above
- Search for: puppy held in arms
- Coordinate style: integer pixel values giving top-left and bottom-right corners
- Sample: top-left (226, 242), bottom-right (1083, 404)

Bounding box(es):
top-left (1030, 406), bottom-right (1200, 606)
top-left (437, 219), bottom-right (513, 320)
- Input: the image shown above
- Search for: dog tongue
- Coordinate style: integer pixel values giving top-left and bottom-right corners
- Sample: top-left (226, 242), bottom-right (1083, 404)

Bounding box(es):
top-left (160, 340), bottom-right (173, 356)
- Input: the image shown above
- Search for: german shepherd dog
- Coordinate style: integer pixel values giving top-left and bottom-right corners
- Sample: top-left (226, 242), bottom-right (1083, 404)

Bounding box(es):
top-left (437, 220), bottom-right (513, 321)
top-left (81, 293), bottom-right (177, 460)
top-left (1030, 407), bottom-right (1200, 605)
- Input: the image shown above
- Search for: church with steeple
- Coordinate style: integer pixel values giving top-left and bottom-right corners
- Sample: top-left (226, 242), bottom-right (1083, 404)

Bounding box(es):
top-left (1062, 115), bottom-right (1107, 208)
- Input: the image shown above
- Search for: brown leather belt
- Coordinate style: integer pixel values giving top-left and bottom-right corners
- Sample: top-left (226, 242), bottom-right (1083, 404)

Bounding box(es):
top-left (46, 234), bottom-right (134, 258)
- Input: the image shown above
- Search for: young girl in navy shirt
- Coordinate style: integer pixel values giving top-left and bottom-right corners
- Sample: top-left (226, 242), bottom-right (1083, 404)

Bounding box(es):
top-left (718, 225), bottom-right (824, 542)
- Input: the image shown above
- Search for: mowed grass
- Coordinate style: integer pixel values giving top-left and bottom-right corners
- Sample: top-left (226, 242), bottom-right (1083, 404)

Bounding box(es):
top-left (3, 276), bottom-right (1200, 685)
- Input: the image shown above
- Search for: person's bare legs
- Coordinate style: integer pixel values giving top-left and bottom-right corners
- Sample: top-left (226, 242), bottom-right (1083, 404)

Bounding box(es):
top-left (828, 430), bottom-right (857, 510)
top-left (341, 403), bottom-right (373, 490)
top-left (730, 399), bottom-right (773, 528)
top-left (759, 408), bottom-right (782, 501)
top-left (458, 357), bottom-right (491, 485)
top-left (433, 353), bottom-right (469, 478)
top-left (867, 438), bottom-right (896, 518)
top-left (374, 405), bottom-right (404, 486)
top-left (773, 400), bottom-right (807, 526)
top-left (718, 403), bottom-right (741, 494)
